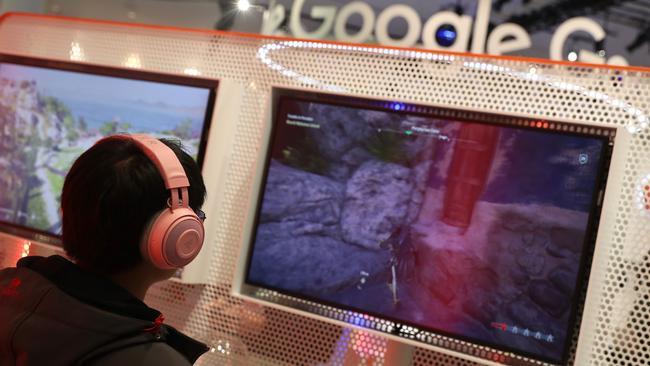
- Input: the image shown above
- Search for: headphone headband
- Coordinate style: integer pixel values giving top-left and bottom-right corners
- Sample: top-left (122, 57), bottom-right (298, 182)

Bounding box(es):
top-left (101, 134), bottom-right (190, 209)
top-left (128, 134), bottom-right (190, 190)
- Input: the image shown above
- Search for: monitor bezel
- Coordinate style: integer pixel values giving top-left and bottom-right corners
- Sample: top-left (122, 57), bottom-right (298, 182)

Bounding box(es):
top-left (234, 86), bottom-right (622, 366)
top-left (0, 53), bottom-right (218, 245)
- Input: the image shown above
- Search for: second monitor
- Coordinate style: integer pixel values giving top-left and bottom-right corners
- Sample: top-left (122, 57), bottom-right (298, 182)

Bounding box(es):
top-left (0, 54), bottom-right (217, 244)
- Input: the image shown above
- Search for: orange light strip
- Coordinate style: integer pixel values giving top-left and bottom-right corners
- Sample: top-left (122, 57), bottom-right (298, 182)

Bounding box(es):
top-left (0, 11), bottom-right (649, 74)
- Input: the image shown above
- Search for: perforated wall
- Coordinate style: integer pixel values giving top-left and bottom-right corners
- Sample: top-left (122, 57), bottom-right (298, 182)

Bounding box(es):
top-left (0, 13), bottom-right (648, 366)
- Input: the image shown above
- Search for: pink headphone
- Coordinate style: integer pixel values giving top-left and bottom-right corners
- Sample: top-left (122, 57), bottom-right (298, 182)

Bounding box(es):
top-left (109, 134), bottom-right (205, 269)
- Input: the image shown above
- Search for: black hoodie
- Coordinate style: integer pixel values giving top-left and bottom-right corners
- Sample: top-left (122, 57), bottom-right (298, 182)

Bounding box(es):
top-left (0, 256), bottom-right (208, 365)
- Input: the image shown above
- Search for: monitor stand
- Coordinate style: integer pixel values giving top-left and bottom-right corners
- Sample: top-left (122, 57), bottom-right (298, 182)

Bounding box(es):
top-left (330, 331), bottom-right (414, 366)
top-left (384, 339), bottom-right (415, 365)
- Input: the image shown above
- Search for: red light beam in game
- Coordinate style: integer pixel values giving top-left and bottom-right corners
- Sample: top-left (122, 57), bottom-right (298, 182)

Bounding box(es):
top-left (490, 322), bottom-right (508, 331)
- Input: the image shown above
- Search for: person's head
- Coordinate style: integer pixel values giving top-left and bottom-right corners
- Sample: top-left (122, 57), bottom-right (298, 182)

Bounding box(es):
top-left (61, 136), bottom-right (206, 276)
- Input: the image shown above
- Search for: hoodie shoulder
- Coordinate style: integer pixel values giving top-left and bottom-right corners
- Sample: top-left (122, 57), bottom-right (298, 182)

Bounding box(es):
top-left (86, 342), bottom-right (194, 366)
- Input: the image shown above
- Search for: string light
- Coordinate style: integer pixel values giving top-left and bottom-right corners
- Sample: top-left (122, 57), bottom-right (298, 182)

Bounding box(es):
top-left (21, 241), bottom-right (31, 258)
top-left (237, 0), bottom-right (251, 12)
top-left (257, 40), bottom-right (648, 132)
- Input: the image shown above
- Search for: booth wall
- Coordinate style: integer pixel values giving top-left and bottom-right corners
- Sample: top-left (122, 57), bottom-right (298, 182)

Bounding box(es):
top-left (0, 13), bottom-right (648, 366)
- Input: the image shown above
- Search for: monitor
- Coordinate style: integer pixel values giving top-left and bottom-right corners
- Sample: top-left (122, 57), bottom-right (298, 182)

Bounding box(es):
top-left (239, 88), bottom-right (617, 365)
top-left (0, 54), bottom-right (216, 244)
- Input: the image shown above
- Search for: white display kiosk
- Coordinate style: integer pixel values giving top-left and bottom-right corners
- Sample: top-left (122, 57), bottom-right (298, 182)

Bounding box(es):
top-left (0, 12), bottom-right (648, 366)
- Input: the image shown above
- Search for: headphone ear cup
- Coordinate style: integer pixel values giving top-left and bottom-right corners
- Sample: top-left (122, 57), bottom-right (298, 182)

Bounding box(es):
top-left (140, 208), bottom-right (205, 269)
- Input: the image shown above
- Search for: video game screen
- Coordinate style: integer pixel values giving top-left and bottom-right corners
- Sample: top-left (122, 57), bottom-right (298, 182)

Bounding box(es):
top-left (245, 90), bottom-right (612, 364)
top-left (0, 57), bottom-right (215, 238)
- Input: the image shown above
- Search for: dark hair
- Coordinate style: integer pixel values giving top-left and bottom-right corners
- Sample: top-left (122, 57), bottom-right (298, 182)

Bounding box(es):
top-left (61, 137), bottom-right (206, 275)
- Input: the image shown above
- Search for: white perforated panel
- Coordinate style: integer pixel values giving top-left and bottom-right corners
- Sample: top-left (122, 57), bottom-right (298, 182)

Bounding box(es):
top-left (0, 13), bottom-right (648, 366)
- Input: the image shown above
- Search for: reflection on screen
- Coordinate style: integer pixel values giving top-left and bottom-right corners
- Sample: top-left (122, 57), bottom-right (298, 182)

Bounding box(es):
top-left (246, 95), bottom-right (608, 363)
top-left (0, 63), bottom-right (211, 235)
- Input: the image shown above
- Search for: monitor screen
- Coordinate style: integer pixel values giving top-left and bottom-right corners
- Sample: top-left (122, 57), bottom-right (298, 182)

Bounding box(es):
top-left (244, 89), bottom-right (614, 364)
top-left (0, 55), bottom-right (215, 240)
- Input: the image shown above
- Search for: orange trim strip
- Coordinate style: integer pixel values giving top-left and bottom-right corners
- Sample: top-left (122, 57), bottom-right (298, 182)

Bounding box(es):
top-left (1, 11), bottom-right (649, 74)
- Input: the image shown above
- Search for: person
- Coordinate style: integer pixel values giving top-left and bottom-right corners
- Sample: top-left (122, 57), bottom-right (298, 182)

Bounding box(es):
top-left (379, 225), bottom-right (417, 304)
top-left (0, 135), bottom-right (209, 366)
